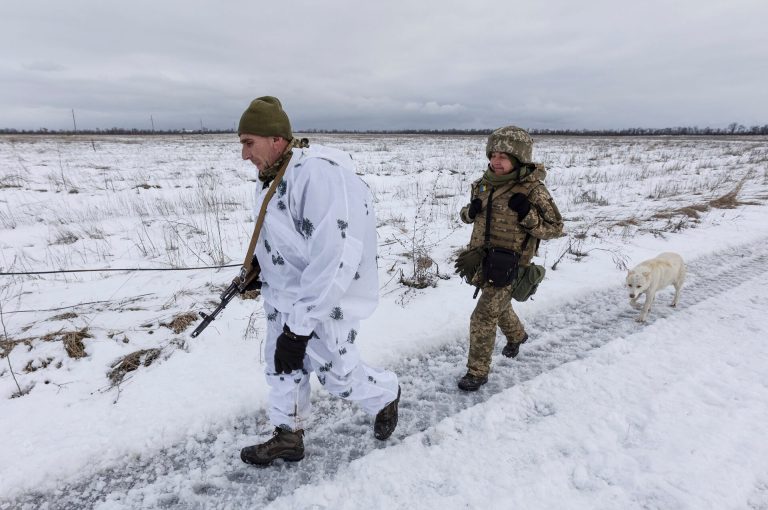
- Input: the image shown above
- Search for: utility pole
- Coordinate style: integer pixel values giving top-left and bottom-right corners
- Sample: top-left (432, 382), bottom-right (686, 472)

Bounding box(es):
top-left (71, 109), bottom-right (77, 133)
top-left (150, 115), bottom-right (155, 133)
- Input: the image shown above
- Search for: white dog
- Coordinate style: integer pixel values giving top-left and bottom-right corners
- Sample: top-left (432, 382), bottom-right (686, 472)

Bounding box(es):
top-left (626, 252), bottom-right (686, 322)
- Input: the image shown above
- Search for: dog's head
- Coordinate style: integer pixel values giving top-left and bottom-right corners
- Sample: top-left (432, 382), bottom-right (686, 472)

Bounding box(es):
top-left (626, 269), bottom-right (651, 298)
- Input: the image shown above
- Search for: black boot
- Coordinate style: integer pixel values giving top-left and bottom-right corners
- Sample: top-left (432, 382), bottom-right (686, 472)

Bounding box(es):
top-left (457, 372), bottom-right (488, 391)
top-left (502, 333), bottom-right (529, 358)
top-left (374, 386), bottom-right (401, 440)
top-left (240, 427), bottom-right (304, 466)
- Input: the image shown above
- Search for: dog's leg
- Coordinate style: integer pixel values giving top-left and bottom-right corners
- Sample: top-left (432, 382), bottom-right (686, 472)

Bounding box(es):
top-left (637, 290), bottom-right (655, 322)
top-left (671, 266), bottom-right (686, 307)
top-left (671, 280), bottom-right (682, 307)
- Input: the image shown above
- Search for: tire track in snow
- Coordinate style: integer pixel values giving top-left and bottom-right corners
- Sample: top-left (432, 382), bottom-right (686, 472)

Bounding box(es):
top-left (7, 237), bottom-right (768, 510)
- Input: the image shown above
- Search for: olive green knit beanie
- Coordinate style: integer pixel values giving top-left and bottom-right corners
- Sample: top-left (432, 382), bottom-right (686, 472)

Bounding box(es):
top-left (237, 96), bottom-right (293, 139)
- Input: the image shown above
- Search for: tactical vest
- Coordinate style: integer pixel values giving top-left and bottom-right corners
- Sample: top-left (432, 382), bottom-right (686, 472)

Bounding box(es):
top-left (467, 177), bottom-right (543, 265)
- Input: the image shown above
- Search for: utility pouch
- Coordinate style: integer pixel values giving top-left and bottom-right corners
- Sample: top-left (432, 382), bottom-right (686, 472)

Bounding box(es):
top-left (482, 247), bottom-right (520, 288)
top-left (510, 263), bottom-right (546, 302)
top-left (454, 246), bottom-right (485, 284)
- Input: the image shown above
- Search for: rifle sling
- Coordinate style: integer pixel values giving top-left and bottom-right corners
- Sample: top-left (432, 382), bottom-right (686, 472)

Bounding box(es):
top-left (238, 154), bottom-right (292, 286)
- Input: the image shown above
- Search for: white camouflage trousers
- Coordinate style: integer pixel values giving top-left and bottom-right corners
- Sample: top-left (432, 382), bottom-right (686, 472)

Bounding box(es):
top-left (263, 304), bottom-right (399, 432)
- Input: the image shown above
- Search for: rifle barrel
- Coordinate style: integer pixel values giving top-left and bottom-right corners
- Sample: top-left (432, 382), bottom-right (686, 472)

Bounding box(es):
top-left (190, 273), bottom-right (258, 338)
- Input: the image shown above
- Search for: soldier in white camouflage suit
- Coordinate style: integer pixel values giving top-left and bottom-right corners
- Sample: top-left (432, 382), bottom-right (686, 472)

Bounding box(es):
top-left (455, 126), bottom-right (564, 391)
top-left (236, 96), bottom-right (400, 465)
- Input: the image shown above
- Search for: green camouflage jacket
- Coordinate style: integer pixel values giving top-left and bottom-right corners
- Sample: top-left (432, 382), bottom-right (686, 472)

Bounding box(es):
top-left (460, 164), bottom-right (564, 265)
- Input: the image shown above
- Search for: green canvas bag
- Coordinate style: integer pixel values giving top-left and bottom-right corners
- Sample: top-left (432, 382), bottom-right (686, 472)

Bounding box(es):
top-left (510, 263), bottom-right (546, 302)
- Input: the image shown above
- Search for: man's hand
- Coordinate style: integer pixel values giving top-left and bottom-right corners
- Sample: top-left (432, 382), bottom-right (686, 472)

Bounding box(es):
top-left (274, 325), bottom-right (312, 374)
top-left (236, 256), bottom-right (261, 293)
top-left (508, 193), bottom-right (531, 219)
top-left (238, 275), bottom-right (262, 294)
top-left (467, 198), bottom-right (483, 219)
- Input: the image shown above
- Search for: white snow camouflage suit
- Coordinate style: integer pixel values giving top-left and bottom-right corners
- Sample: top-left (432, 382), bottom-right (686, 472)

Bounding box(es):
top-left (253, 143), bottom-right (399, 431)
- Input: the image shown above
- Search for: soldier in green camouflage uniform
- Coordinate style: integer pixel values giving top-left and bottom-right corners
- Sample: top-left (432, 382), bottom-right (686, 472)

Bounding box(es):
top-left (456, 126), bottom-right (564, 391)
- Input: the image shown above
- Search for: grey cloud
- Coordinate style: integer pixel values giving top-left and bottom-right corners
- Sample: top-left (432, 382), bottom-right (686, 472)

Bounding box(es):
top-left (1, 0), bottom-right (766, 130)
top-left (22, 62), bottom-right (67, 72)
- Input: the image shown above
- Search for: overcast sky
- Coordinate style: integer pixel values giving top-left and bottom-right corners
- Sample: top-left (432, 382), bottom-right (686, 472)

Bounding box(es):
top-left (1, 0), bottom-right (766, 131)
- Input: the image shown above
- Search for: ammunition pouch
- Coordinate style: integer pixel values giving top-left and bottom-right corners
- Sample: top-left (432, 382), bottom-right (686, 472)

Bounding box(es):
top-left (510, 263), bottom-right (546, 302)
top-left (482, 247), bottom-right (520, 288)
top-left (454, 246), bottom-right (485, 284)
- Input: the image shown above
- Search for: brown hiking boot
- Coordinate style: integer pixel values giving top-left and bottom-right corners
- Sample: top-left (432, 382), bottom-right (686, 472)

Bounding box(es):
top-left (240, 427), bottom-right (304, 466)
top-left (374, 386), bottom-right (401, 440)
top-left (457, 372), bottom-right (488, 391)
top-left (502, 333), bottom-right (529, 358)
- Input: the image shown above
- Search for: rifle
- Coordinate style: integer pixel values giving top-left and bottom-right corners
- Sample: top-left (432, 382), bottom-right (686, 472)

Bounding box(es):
top-left (190, 139), bottom-right (297, 338)
top-left (190, 264), bottom-right (261, 338)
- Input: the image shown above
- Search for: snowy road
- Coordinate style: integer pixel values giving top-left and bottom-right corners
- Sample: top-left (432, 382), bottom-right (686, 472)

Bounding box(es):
top-left (6, 237), bottom-right (768, 510)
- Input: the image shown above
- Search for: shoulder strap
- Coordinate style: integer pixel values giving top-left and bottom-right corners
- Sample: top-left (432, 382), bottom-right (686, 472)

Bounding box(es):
top-left (508, 179), bottom-right (542, 195)
top-left (519, 181), bottom-right (545, 254)
top-left (236, 154), bottom-right (292, 289)
top-left (483, 186), bottom-right (495, 247)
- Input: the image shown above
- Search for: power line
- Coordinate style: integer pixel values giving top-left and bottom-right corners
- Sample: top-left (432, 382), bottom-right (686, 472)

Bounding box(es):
top-left (1, 264), bottom-right (240, 276)
top-left (3, 294), bottom-right (154, 314)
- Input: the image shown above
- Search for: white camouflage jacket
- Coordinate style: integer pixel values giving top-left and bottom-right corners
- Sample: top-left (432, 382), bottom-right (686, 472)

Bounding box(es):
top-left (252, 144), bottom-right (378, 336)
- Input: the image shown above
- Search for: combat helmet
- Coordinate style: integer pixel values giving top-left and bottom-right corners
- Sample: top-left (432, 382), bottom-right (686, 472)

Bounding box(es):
top-left (485, 126), bottom-right (533, 164)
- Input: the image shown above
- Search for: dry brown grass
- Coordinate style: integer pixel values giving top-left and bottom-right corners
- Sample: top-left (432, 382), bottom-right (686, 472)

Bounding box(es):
top-left (41, 328), bottom-right (93, 359)
top-left (652, 178), bottom-right (752, 222)
top-left (614, 218), bottom-right (641, 227)
top-left (0, 339), bottom-right (15, 359)
top-left (107, 348), bottom-right (162, 385)
top-left (160, 312), bottom-right (198, 334)
top-left (48, 312), bottom-right (78, 321)
top-left (707, 175), bottom-right (764, 209)
top-left (240, 289), bottom-right (261, 300)
top-left (23, 357), bottom-right (55, 373)
top-left (709, 188), bottom-right (742, 209)
top-left (63, 331), bottom-right (90, 358)
top-left (653, 203), bottom-right (709, 220)
top-left (1, 336), bottom-right (35, 359)
top-left (677, 204), bottom-right (710, 218)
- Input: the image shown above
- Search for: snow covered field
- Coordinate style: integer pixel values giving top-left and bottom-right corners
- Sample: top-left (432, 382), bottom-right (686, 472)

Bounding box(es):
top-left (1, 133), bottom-right (767, 509)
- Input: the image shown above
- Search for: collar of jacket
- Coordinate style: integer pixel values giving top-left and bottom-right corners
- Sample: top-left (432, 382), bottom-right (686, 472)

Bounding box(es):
top-left (259, 138), bottom-right (310, 187)
top-left (482, 164), bottom-right (531, 186)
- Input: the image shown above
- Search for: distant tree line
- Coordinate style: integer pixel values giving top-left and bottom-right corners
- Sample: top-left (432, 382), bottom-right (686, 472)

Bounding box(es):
top-left (303, 123), bottom-right (768, 136)
top-left (528, 123), bottom-right (768, 136)
top-left (1, 123), bottom-right (767, 136)
top-left (0, 127), bottom-right (234, 135)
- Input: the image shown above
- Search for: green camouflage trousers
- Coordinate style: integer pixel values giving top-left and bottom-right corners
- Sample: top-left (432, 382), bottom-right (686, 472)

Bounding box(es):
top-left (466, 285), bottom-right (527, 377)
